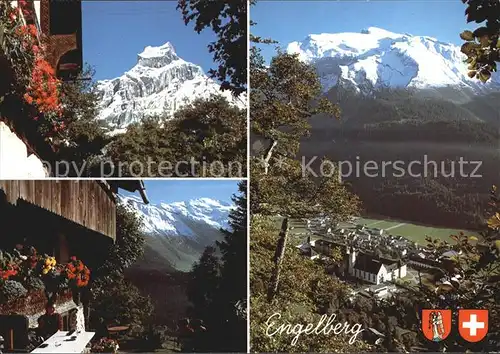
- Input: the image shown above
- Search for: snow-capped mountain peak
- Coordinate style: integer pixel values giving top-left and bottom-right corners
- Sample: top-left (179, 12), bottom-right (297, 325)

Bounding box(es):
top-left (287, 27), bottom-right (500, 93)
top-left (119, 194), bottom-right (235, 271)
top-left (96, 42), bottom-right (243, 133)
top-left (136, 42), bottom-right (180, 68)
top-left (139, 42), bottom-right (177, 58)
top-left (118, 194), bottom-right (234, 238)
top-left (361, 26), bottom-right (400, 37)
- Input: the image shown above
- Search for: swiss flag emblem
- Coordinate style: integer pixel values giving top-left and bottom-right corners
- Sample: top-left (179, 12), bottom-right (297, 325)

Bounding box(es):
top-left (458, 309), bottom-right (488, 342)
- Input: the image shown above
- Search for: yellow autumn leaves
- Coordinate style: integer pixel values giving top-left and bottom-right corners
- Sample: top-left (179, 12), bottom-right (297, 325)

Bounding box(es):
top-left (487, 212), bottom-right (500, 230)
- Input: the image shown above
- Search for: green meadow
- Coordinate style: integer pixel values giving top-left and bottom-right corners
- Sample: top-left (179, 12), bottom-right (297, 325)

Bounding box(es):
top-left (353, 217), bottom-right (480, 245)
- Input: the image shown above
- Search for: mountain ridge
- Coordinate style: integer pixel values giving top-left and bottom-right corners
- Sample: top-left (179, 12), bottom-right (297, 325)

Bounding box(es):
top-left (96, 42), bottom-right (245, 133)
top-left (287, 26), bottom-right (500, 94)
top-left (119, 195), bottom-right (233, 272)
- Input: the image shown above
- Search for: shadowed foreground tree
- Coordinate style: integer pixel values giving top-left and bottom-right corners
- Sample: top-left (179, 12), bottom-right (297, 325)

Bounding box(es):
top-left (104, 95), bottom-right (246, 177)
top-left (187, 182), bottom-right (247, 352)
top-left (460, 0), bottom-right (500, 82)
top-left (187, 246), bottom-right (221, 323)
top-left (177, 0), bottom-right (247, 96)
top-left (91, 205), bottom-right (145, 291)
top-left (214, 181), bottom-right (247, 351)
top-left (91, 280), bottom-right (154, 332)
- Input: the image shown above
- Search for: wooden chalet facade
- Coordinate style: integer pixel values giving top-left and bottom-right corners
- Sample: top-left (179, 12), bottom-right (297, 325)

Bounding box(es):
top-left (0, 0), bottom-right (83, 178)
top-left (0, 179), bottom-right (147, 352)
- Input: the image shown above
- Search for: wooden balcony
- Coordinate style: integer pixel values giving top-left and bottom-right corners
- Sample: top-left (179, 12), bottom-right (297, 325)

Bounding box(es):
top-left (0, 180), bottom-right (116, 241)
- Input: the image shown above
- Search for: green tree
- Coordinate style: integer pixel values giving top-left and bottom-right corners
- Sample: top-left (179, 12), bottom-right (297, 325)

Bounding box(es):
top-left (187, 246), bottom-right (221, 322)
top-left (251, 49), bottom-right (340, 174)
top-left (218, 181), bottom-right (247, 299)
top-left (250, 45), bottom-right (359, 301)
top-left (187, 183), bottom-right (248, 352)
top-left (460, 0), bottom-right (500, 82)
top-left (177, 0), bottom-right (247, 96)
top-left (215, 181), bottom-right (248, 352)
top-left (90, 204), bottom-right (152, 331)
top-left (168, 96), bottom-right (247, 177)
top-left (104, 95), bottom-right (246, 177)
top-left (55, 66), bottom-right (109, 176)
top-left (249, 30), bottom-right (364, 351)
top-left (103, 117), bottom-right (175, 177)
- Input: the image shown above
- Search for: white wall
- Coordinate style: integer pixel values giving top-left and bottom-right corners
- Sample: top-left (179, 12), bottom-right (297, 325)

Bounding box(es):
top-left (377, 266), bottom-right (389, 284)
top-left (0, 122), bottom-right (48, 178)
top-left (352, 263), bottom-right (406, 286)
top-left (399, 264), bottom-right (407, 278)
top-left (348, 249), bottom-right (357, 272)
top-left (379, 264), bottom-right (407, 284)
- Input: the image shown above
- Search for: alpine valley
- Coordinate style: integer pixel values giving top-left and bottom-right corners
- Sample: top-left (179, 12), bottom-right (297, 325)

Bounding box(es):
top-left (119, 194), bottom-right (233, 272)
top-left (279, 27), bottom-right (499, 230)
top-left (95, 42), bottom-right (246, 133)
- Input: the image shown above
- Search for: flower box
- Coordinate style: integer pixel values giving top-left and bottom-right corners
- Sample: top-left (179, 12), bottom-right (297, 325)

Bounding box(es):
top-left (0, 289), bottom-right (73, 316)
top-left (0, 248), bottom-right (91, 325)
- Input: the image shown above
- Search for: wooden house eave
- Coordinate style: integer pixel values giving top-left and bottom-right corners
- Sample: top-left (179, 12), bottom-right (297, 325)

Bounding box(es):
top-left (0, 180), bottom-right (117, 241)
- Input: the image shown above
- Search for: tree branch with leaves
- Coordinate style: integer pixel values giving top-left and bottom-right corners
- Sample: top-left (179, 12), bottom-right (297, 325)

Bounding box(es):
top-left (460, 0), bottom-right (500, 82)
top-left (177, 0), bottom-right (247, 96)
top-left (250, 38), bottom-right (358, 303)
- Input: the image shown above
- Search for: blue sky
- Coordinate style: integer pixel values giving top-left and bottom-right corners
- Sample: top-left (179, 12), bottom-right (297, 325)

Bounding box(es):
top-left (251, 0), bottom-right (476, 62)
top-left (82, 1), bottom-right (218, 81)
top-left (120, 180), bottom-right (242, 205)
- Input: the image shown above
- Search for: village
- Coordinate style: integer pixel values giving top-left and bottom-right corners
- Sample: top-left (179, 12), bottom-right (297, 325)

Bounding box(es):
top-left (295, 216), bottom-right (473, 301)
